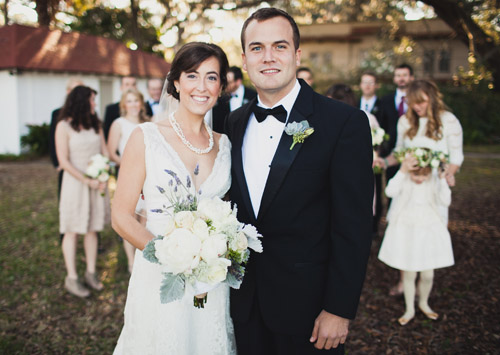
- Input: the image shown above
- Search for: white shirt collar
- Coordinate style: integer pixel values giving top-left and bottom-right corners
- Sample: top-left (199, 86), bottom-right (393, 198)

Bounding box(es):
top-left (256, 80), bottom-right (301, 123)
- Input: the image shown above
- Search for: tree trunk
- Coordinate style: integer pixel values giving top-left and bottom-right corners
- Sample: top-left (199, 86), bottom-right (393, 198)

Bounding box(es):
top-left (130, 0), bottom-right (141, 49)
top-left (420, 0), bottom-right (500, 90)
top-left (36, 0), bottom-right (52, 26)
top-left (3, 0), bottom-right (8, 25)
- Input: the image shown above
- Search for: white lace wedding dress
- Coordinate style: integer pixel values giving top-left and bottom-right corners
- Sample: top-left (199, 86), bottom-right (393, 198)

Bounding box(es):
top-left (114, 122), bottom-right (236, 355)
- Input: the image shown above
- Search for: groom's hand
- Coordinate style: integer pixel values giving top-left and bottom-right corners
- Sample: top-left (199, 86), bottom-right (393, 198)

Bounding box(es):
top-left (310, 310), bottom-right (350, 350)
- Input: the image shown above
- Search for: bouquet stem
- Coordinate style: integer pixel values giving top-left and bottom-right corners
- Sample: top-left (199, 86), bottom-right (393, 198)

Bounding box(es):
top-left (193, 294), bottom-right (208, 308)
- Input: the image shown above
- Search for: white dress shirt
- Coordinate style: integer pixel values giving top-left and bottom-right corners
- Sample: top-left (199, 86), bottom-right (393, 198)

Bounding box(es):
top-left (360, 96), bottom-right (377, 113)
top-left (229, 84), bottom-right (245, 112)
top-left (242, 80), bottom-right (301, 217)
top-left (395, 89), bottom-right (408, 114)
top-left (148, 99), bottom-right (161, 116)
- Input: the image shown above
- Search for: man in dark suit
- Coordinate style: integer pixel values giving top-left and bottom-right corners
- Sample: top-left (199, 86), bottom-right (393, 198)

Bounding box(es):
top-left (103, 76), bottom-right (137, 140)
top-left (212, 66), bottom-right (256, 133)
top-left (226, 8), bottom-right (373, 355)
top-left (378, 63), bottom-right (414, 180)
top-left (144, 78), bottom-right (163, 119)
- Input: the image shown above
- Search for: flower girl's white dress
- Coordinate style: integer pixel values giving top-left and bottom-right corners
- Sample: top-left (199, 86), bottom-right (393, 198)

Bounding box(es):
top-left (114, 123), bottom-right (236, 355)
top-left (378, 171), bottom-right (455, 272)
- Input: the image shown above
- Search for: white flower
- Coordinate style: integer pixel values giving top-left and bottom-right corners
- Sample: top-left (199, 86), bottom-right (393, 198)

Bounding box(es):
top-left (229, 232), bottom-right (248, 251)
top-left (154, 228), bottom-right (201, 274)
top-left (197, 197), bottom-right (233, 225)
top-left (164, 216), bottom-right (176, 235)
top-left (240, 224), bottom-right (263, 253)
top-left (200, 234), bottom-right (227, 261)
top-left (414, 148), bottom-right (424, 157)
top-left (431, 159), bottom-right (440, 168)
top-left (192, 218), bottom-right (210, 241)
top-left (86, 165), bottom-right (100, 178)
top-left (198, 258), bottom-right (231, 284)
top-left (97, 171), bottom-right (109, 182)
top-left (174, 211), bottom-right (195, 229)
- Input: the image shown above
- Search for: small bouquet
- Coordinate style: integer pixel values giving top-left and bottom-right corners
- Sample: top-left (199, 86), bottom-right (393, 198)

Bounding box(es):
top-left (85, 154), bottom-right (115, 196)
top-left (371, 127), bottom-right (389, 174)
top-left (143, 169), bottom-right (263, 308)
top-left (394, 147), bottom-right (449, 170)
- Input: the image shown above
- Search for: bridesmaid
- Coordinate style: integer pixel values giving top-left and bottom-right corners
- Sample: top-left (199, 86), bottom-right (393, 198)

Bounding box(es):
top-left (55, 85), bottom-right (110, 298)
top-left (107, 89), bottom-right (150, 273)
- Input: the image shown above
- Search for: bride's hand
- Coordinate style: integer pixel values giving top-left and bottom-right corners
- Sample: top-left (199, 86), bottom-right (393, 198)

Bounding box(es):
top-left (195, 292), bottom-right (207, 299)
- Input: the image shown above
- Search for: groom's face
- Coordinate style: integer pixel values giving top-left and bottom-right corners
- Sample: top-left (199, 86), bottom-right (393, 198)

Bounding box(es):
top-left (242, 16), bottom-right (301, 100)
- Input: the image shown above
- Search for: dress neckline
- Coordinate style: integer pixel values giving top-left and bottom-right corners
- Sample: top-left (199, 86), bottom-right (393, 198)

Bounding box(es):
top-left (151, 122), bottom-right (227, 194)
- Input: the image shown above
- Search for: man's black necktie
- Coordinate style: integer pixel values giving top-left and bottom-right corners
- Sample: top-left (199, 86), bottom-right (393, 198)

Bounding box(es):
top-left (253, 104), bottom-right (287, 123)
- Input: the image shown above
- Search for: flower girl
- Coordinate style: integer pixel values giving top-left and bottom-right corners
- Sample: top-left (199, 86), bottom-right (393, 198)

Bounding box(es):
top-left (378, 149), bottom-right (454, 325)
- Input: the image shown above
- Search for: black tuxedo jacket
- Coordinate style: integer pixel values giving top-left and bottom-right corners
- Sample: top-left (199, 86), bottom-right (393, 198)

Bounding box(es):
top-left (49, 108), bottom-right (61, 168)
top-left (378, 91), bottom-right (400, 157)
top-left (226, 80), bottom-right (373, 335)
top-left (358, 97), bottom-right (382, 123)
top-left (144, 101), bottom-right (155, 118)
top-left (212, 86), bottom-right (257, 134)
top-left (103, 102), bottom-right (120, 141)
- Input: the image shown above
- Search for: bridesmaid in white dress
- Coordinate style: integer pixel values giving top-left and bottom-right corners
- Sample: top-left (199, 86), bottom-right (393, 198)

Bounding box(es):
top-left (111, 43), bottom-right (236, 354)
top-left (107, 89), bottom-right (150, 273)
top-left (382, 79), bottom-right (464, 297)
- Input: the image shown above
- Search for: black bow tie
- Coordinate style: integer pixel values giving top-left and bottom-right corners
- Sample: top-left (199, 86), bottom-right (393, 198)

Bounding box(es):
top-left (253, 104), bottom-right (287, 123)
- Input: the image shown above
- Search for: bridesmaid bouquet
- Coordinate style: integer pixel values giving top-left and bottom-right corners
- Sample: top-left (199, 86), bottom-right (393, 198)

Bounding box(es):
top-left (143, 169), bottom-right (263, 308)
top-left (371, 127), bottom-right (389, 174)
top-left (85, 154), bottom-right (115, 196)
top-left (394, 147), bottom-right (449, 170)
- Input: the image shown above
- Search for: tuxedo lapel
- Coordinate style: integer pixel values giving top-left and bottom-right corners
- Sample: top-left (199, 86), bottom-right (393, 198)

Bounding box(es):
top-left (257, 81), bottom-right (314, 220)
top-left (231, 99), bottom-right (258, 223)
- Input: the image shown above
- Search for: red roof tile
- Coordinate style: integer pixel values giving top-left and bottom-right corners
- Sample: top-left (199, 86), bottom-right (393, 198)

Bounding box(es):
top-left (0, 24), bottom-right (170, 78)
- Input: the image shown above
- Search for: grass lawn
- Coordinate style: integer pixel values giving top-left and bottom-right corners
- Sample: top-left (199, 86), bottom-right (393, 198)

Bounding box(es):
top-left (0, 157), bottom-right (499, 354)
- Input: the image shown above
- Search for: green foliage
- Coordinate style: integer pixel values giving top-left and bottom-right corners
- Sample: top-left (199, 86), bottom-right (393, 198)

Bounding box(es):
top-left (441, 84), bottom-right (500, 144)
top-left (20, 123), bottom-right (50, 156)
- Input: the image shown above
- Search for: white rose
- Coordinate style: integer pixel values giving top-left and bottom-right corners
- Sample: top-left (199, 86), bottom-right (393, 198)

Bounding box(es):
top-left (415, 148), bottom-right (424, 157)
top-left (201, 258), bottom-right (231, 284)
top-left (174, 211), bottom-right (195, 229)
top-left (97, 171), bottom-right (109, 182)
top-left (192, 218), bottom-right (210, 241)
top-left (200, 234), bottom-right (227, 261)
top-left (154, 228), bottom-right (201, 274)
top-left (85, 165), bottom-right (100, 178)
top-left (230, 232), bottom-right (248, 251)
top-left (197, 197), bottom-right (233, 224)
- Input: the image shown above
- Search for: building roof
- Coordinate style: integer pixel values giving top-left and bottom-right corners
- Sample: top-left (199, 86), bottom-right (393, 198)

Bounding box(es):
top-left (0, 24), bottom-right (170, 77)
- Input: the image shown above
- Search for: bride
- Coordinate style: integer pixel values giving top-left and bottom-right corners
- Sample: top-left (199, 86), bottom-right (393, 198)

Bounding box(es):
top-left (111, 42), bottom-right (236, 354)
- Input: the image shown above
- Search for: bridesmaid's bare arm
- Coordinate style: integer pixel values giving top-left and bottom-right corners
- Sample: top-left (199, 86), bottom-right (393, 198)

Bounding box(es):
top-left (111, 127), bottom-right (154, 250)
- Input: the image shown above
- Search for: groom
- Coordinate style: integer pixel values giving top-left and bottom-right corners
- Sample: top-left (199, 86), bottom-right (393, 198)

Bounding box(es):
top-left (226, 8), bottom-right (373, 354)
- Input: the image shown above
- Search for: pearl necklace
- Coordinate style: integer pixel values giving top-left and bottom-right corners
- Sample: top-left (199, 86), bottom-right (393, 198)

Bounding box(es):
top-left (169, 112), bottom-right (214, 155)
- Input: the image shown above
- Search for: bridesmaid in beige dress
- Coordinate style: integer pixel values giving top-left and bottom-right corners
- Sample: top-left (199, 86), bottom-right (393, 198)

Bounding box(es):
top-left (55, 85), bottom-right (110, 298)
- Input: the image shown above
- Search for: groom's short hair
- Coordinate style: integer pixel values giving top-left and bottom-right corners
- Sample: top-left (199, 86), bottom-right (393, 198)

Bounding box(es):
top-left (241, 8), bottom-right (300, 52)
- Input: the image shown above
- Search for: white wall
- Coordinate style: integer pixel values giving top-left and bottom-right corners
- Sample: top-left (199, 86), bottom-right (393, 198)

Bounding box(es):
top-left (0, 71), bottom-right (20, 154)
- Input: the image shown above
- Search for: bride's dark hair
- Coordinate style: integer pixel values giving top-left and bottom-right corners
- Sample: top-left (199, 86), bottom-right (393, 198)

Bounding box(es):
top-left (58, 85), bottom-right (100, 133)
top-left (166, 42), bottom-right (229, 100)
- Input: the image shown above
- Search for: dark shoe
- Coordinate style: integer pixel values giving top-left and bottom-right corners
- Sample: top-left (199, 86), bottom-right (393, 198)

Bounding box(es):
top-left (65, 277), bottom-right (90, 298)
top-left (84, 271), bottom-right (104, 291)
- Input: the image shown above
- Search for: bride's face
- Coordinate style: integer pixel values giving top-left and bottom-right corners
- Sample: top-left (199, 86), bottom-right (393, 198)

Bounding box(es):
top-left (174, 56), bottom-right (222, 117)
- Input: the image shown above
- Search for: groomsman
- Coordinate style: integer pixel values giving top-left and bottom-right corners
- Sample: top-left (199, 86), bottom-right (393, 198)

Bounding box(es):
top-left (378, 63), bottom-right (414, 180)
top-left (212, 66), bottom-right (256, 133)
top-left (296, 66), bottom-right (314, 87)
top-left (358, 71), bottom-right (381, 121)
top-left (227, 8), bottom-right (373, 355)
top-left (144, 78), bottom-right (164, 118)
top-left (103, 76), bottom-right (137, 140)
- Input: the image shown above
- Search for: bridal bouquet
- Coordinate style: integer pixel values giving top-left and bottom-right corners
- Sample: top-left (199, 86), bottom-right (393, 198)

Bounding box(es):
top-left (143, 169), bottom-right (263, 308)
top-left (394, 147), bottom-right (449, 170)
top-left (85, 154), bottom-right (115, 195)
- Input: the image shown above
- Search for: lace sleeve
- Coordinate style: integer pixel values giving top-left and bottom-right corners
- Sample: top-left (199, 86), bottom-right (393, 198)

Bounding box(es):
top-left (442, 111), bottom-right (464, 166)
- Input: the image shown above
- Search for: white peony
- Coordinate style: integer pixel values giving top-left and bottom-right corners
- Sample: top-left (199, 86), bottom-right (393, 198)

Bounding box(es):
top-left (197, 197), bottom-right (233, 225)
top-left (86, 164), bottom-right (100, 178)
top-left (164, 216), bottom-right (176, 236)
top-left (431, 159), bottom-right (440, 168)
top-left (192, 218), bottom-right (210, 241)
top-left (414, 148), bottom-right (424, 157)
top-left (154, 228), bottom-right (201, 274)
top-left (200, 234), bottom-right (227, 261)
top-left (199, 258), bottom-right (231, 284)
top-left (174, 211), bottom-right (195, 229)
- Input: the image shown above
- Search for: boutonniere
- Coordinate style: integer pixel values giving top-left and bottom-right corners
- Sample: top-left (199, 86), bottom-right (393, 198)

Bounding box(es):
top-left (284, 120), bottom-right (314, 150)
